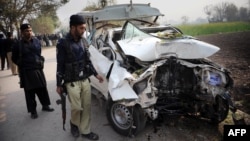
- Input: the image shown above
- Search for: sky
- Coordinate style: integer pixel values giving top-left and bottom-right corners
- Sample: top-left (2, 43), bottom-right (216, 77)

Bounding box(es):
top-left (56, 0), bottom-right (249, 25)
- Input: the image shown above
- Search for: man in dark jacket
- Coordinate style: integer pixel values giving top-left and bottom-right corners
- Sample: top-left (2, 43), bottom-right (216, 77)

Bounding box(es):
top-left (0, 33), bottom-right (9, 70)
top-left (12, 24), bottom-right (54, 119)
top-left (56, 14), bottom-right (103, 140)
top-left (5, 32), bottom-right (18, 75)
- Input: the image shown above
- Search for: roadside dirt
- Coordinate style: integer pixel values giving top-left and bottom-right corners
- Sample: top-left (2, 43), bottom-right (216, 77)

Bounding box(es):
top-left (197, 31), bottom-right (250, 114)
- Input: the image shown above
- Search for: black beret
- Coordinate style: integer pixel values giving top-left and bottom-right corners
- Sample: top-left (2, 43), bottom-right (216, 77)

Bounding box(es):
top-left (20, 23), bottom-right (31, 31)
top-left (70, 14), bottom-right (86, 26)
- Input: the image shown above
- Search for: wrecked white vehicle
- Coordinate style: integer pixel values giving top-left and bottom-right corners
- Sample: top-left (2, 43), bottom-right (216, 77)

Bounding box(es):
top-left (78, 3), bottom-right (236, 136)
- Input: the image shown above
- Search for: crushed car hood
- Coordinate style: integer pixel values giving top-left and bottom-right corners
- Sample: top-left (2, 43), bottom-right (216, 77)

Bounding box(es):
top-left (117, 36), bottom-right (220, 61)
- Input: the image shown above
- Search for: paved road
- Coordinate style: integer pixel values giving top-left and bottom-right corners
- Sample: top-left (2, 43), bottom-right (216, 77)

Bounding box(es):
top-left (0, 46), bottom-right (160, 141)
top-left (1, 46), bottom-right (249, 141)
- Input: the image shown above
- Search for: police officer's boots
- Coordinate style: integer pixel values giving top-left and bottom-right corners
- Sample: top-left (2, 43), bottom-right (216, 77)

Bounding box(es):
top-left (70, 120), bottom-right (79, 137)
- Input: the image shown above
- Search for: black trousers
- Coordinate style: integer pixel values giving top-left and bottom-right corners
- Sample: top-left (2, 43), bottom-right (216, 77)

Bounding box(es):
top-left (24, 87), bottom-right (51, 113)
top-left (1, 53), bottom-right (9, 70)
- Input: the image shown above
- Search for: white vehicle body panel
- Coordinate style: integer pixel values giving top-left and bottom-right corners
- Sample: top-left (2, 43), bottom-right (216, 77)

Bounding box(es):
top-left (154, 38), bottom-right (220, 59)
top-left (79, 4), bottom-right (164, 23)
top-left (117, 36), bottom-right (220, 61)
top-left (89, 45), bottom-right (138, 101)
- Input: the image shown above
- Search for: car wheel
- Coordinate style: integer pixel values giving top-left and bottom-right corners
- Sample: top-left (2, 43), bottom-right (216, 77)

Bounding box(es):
top-left (210, 96), bottom-right (229, 124)
top-left (106, 99), bottom-right (147, 137)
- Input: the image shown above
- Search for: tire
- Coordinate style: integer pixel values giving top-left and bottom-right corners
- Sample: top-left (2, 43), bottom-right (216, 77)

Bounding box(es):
top-left (106, 99), bottom-right (147, 137)
top-left (210, 96), bottom-right (229, 123)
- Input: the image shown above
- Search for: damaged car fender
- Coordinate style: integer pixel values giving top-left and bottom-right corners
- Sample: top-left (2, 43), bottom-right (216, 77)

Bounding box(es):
top-left (89, 44), bottom-right (138, 101)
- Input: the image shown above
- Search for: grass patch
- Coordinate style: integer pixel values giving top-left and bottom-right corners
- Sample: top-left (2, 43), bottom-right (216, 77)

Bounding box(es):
top-left (176, 21), bottom-right (250, 36)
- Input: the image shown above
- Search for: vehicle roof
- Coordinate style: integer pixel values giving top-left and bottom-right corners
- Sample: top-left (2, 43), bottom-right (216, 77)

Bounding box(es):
top-left (78, 3), bottom-right (164, 23)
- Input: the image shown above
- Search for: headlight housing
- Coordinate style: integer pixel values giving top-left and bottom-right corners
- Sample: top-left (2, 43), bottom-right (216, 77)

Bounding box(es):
top-left (203, 69), bottom-right (227, 87)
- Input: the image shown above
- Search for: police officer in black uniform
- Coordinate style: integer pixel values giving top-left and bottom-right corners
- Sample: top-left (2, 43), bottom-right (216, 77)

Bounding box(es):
top-left (56, 15), bottom-right (104, 140)
top-left (12, 24), bottom-right (54, 119)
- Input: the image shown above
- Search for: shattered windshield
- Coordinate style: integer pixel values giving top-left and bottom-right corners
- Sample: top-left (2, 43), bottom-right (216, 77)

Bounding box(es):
top-left (121, 22), bottom-right (151, 40)
top-left (121, 22), bottom-right (183, 41)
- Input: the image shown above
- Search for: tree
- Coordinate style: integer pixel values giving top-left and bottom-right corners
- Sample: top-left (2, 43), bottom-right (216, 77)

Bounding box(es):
top-left (204, 2), bottom-right (247, 23)
top-left (29, 16), bottom-right (54, 34)
top-left (84, 0), bottom-right (117, 11)
top-left (181, 16), bottom-right (189, 25)
top-left (225, 3), bottom-right (238, 21)
top-left (204, 5), bottom-right (215, 23)
top-left (99, 0), bottom-right (117, 8)
top-left (239, 7), bottom-right (249, 21)
top-left (0, 0), bottom-right (69, 38)
top-left (213, 2), bottom-right (228, 22)
top-left (84, 1), bottom-right (99, 11)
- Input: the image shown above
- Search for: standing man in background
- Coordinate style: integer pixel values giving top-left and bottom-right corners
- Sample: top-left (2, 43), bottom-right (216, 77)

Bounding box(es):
top-left (5, 32), bottom-right (18, 75)
top-left (12, 24), bottom-right (54, 119)
top-left (0, 33), bottom-right (9, 70)
top-left (56, 14), bottom-right (103, 140)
